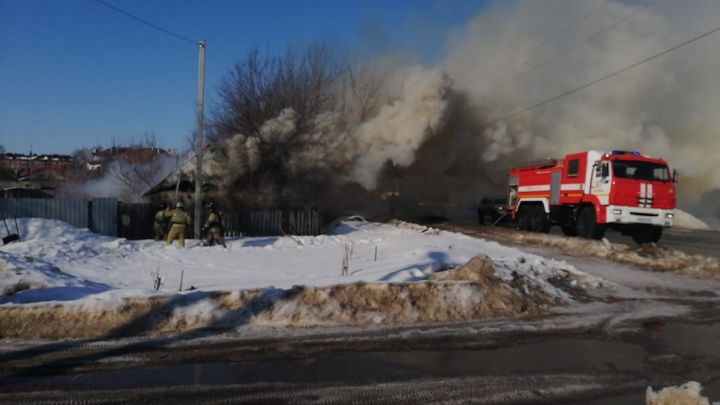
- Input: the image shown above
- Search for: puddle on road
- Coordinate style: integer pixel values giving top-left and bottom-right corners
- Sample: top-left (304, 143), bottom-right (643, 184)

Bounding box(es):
top-left (653, 322), bottom-right (720, 358)
top-left (1, 321), bottom-right (718, 402)
top-left (0, 338), bottom-right (646, 390)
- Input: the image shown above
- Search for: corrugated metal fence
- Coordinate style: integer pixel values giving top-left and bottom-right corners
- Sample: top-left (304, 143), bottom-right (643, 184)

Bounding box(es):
top-left (0, 197), bottom-right (117, 236)
top-left (223, 210), bottom-right (321, 237)
top-left (0, 198), bottom-right (322, 239)
top-left (118, 203), bottom-right (157, 240)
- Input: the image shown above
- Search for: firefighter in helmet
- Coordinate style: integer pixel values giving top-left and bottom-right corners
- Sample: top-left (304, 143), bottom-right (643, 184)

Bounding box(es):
top-left (165, 202), bottom-right (192, 248)
top-left (153, 202), bottom-right (170, 241)
top-left (202, 202), bottom-right (226, 248)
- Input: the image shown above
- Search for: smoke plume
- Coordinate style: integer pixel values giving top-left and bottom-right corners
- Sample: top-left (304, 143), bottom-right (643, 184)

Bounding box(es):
top-left (59, 154), bottom-right (177, 203)
top-left (210, 0), bottom-right (720, 223)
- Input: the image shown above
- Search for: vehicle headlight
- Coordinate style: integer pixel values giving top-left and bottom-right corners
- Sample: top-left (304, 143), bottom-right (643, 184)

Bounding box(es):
top-left (613, 209), bottom-right (622, 215)
top-left (665, 213), bottom-right (674, 219)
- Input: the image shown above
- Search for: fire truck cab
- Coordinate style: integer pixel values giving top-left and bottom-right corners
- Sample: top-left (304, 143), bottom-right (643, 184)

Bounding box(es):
top-left (508, 150), bottom-right (676, 244)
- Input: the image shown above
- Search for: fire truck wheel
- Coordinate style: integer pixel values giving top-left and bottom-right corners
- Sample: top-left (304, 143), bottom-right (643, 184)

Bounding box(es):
top-left (576, 206), bottom-right (606, 240)
top-left (561, 225), bottom-right (578, 236)
top-left (631, 225), bottom-right (663, 244)
top-left (517, 205), bottom-right (532, 231)
top-left (530, 205), bottom-right (550, 233)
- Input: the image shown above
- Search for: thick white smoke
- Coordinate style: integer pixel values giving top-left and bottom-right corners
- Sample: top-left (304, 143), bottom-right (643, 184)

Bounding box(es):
top-left (350, 67), bottom-right (451, 188)
top-left (211, 0), bottom-right (720, 221)
top-left (59, 154), bottom-right (177, 202)
top-left (440, 0), bottom-right (720, 207)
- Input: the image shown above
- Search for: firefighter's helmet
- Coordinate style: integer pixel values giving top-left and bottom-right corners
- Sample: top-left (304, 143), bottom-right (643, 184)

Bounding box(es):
top-left (175, 202), bottom-right (184, 209)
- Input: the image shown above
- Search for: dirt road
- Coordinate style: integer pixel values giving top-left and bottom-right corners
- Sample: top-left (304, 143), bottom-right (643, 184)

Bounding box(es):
top-left (1, 303), bottom-right (718, 404)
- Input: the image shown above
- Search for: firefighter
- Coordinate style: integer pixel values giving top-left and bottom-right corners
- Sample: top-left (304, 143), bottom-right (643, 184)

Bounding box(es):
top-left (153, 203), bottom-right (169, 241)
top-left (165, 202), bottom-right (192, 248)
top-left (202, 202), bottom-right (226, 248)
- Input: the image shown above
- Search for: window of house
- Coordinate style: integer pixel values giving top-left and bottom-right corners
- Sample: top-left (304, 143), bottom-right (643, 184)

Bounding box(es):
top-left (567, 159), bottom-right (580, 178)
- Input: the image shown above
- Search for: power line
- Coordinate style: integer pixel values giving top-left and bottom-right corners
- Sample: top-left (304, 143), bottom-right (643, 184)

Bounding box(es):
top-left (481, 0), bottom-right (614, 86)
top-left (92, 0), bottom-right (197, 45)
top-left (482, 21), bottom-right (720, 128)
top-left (482, 0), bottom-right (664, 94)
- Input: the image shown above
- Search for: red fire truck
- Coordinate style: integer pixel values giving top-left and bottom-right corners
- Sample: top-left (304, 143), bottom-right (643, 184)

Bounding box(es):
top-left (508, 150), bottom-right (677, 243)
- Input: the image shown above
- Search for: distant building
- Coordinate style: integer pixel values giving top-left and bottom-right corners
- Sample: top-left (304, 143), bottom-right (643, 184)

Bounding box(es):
top-left (0, 153), bottom-right (75, 177)
top-left (0, 153), bottom-right (75, 196)
top-left (87, 146), bottom-right (175, 172)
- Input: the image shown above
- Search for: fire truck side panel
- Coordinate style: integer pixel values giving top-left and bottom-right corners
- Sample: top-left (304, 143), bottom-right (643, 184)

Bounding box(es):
top-left (510, 163), bottom-right (555, 218)
top-left (557, 152), bottom-right (587, 206)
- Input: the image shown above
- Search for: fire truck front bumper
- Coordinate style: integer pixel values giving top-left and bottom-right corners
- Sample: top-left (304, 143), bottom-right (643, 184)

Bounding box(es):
top-left (605, 205), bottom-right (674, 228)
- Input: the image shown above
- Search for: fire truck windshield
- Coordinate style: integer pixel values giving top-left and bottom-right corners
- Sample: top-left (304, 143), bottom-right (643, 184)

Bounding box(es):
top-left (612, 160), bottom-right (670, 182)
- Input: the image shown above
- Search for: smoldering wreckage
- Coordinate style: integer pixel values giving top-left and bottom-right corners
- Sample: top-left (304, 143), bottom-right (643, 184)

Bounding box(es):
top-left (3, 1), bottom-right (720, 403)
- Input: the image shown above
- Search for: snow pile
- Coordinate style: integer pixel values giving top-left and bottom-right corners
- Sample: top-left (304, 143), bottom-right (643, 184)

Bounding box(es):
top-left (0, 218), bottom-right (605, 338)
top-left (0, 218), bottom-right (590, 302)
top-left (646, 381), bottom-right (715, 405)
top-left (0, 251), bottom-right (108, 298)
top-left (262, 255), bottom-right (554, 327)
top-left (673, 210), bottom-right (711, 231)
top-left (0, 255), bottom-right (561, 339)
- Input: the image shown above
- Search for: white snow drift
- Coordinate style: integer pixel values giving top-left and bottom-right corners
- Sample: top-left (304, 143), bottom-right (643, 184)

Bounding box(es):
top-left (0, 217), bottom-right (594, 304)
top-left (0, 218), bottom-right (603, 338)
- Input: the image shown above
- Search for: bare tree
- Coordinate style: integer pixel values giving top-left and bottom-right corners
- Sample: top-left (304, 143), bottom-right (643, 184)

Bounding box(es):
top-left (340, 65), bottom-right (384, 125)
top-left (105, 132), bottom-right (173, 200)
top-left (206, 44), bottom-right (351, 206)
top-left (210, 43), bottom-right (344, 143)
top-left (206, 44), bottom-right (392, 209)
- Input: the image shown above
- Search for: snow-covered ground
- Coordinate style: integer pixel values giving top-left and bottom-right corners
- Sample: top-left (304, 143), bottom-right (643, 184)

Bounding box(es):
top-left (4, 217), bottom-right (717, 340)
top-left (0, 218), bottom-right (589, 305)
top-left (0, 218), bottom-right (612, 338)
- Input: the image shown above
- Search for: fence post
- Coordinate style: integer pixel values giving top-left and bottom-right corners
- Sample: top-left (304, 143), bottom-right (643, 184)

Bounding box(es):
top-left (87, 199), bottom-right (94, 231)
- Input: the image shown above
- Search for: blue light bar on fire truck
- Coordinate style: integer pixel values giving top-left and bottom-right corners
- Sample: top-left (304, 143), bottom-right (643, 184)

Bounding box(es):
top-left (607, 150), bottom-right (642, 157)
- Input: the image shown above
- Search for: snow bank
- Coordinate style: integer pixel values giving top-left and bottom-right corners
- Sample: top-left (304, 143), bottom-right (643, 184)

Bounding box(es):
top-left (441, 223), bottom-right (720, 279)
top-left (0, 255), bottom-right (560, 339)
top-left (0, 218), bottom-right (591, 302)
top-left (15, 217), bottom-right (102, 241)
top-left (646, 381), bottom-right (714, 405)
top-left (0, 218), bottom-right (606, 338)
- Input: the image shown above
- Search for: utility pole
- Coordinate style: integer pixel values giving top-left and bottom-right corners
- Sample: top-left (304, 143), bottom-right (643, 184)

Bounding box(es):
top-left (194, 40), bottom-right (206, 240)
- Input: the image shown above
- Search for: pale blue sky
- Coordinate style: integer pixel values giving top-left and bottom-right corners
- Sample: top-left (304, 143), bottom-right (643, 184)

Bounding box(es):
top-left (0, 0), bottom-right (488, 154)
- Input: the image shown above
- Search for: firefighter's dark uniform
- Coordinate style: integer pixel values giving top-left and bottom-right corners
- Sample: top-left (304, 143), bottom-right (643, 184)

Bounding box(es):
top-left (203, 209), bottom-right (226, 248)
top-left (153, 208), bottom-right (168, 241)
top-left (165, 205), bottom-right (192, 248)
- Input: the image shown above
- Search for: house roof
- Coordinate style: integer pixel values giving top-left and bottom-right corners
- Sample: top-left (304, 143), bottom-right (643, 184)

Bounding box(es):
top-left (143, 149), bottom-right (218, 196)
top-left (1, 187), bottom-right (52, 198)
top-left (18, 168), bottom-right (64, 181)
